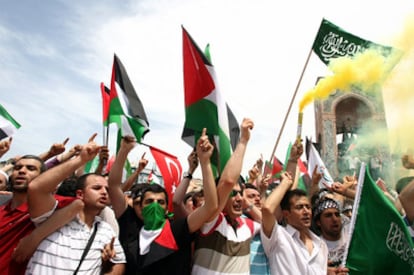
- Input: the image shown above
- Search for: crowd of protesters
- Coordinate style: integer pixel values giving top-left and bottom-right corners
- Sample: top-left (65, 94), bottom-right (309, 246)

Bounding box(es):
top-left (0, 117), bottom-right (413, 275)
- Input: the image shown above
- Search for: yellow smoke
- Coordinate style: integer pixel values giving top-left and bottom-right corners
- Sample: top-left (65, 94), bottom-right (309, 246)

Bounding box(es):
top-left (383, 15), bottom-right (414, 155)
top-left (298, 15), bottom-right (414, 180)
top-left (298, 48), bottom-right (397, 112)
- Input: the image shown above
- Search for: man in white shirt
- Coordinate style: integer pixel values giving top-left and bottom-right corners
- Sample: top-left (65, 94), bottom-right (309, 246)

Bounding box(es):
top-left (261, 171), bottom-right (348, 275)
top-left (26, 140), bottom-right (126, 274)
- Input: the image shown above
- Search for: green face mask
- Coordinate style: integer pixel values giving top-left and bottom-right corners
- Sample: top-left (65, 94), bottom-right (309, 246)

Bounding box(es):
top-left (142, 202), bottom-right (167, 230)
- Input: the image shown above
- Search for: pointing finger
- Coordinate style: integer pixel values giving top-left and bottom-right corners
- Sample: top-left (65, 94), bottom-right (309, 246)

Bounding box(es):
top-left (88, 133), bottom-right (98, 142)
top-left (110, 237), bottom-right (115, 249)
top-left (62, 137), bottom-right (69, 145)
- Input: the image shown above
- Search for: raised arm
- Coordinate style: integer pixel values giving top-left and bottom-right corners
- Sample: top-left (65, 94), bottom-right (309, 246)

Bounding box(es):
top-left (173, 149), bottom-right (199, 219)
top-left (308, 165), bottom-right (322, 200)
top-left (45, 144), bottom-right (82, 170)
top-left (187, 128), bottom-right (218, 233)
top-left (0, 137), bottom-right (12, 159)
top-left (285, 140), bottom-right (303, 189)
top-left (38, 138), bottom-right (69, 162)
top-left (121, 153), bottom-right (148, 193)
top-left (214, 118), bottom-right (253, 219)
top-left (261, 172), bottom-right (293, 238)
top-left (95, 145), bottom-right (110, 175)
top-left (12, 199), bottom-right (84, 263)
top-left (28, 136), bottom-right (100, 219)
top-left (331, 175), bottom-right (356, 199)
top-left (247, 157), bottom-right (263, 185)
top-left (399, 179), bottom-right (414, 223)
top-left (107, 136), bottom-right (138, 218)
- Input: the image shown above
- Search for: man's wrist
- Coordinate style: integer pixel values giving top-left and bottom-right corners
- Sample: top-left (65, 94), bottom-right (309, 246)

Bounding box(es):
top-left (183, 172), bottom-right (192, 180)
top-left (243, 204), bottom-right (254, 212)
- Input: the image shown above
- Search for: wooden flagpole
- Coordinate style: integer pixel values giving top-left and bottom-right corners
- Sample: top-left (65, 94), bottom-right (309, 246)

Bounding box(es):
top-left (268, 47), bottom-right (313, 163)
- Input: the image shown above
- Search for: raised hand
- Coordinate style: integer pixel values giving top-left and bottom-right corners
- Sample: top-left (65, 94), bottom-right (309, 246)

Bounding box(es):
top-left (196, 128), bottom-right (214, 163)
top-left (240, 118), bottom-right (254, 144)
top-left (289, 139), bottom-right (303, 161)
top-left (121, 135), bottom-right (136, 153)
top-left (402, 154), bottom-right (414, 169)
top-left (99, 145), bottom-right (110, 162)
top-left (187, 149), bottom-right (199, 173)
top-left (101, 237), bottom-right (116, 261)
top-left (280, 171), bottom-right (293, 187)
top-left (79, 134), bottom-right (101, 163)
top-left (0, 137), bottom-right (12, 158)
top-left (138, 153), bottom-right (148, 171)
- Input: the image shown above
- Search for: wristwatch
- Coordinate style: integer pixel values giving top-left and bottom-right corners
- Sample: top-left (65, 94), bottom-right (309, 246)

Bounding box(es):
top-left (243, 204), bottom-right (254, 212)
top-left (183, 172), bottom-right (192, 180)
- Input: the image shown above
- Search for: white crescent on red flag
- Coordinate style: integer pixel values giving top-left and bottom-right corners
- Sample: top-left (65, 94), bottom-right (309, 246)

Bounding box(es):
top-left (149, 146), bottom-right (183, 212)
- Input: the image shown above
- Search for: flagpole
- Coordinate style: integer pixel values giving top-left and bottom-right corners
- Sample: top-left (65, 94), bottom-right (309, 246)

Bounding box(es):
top-left (341, 163), bottom-right (365, 267)
top-left (269, 47), bottom-right (313, 163)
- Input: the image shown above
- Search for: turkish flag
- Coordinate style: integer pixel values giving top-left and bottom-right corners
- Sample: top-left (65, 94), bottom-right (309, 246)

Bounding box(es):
top-left (149, 146), bottom-right (183, 212)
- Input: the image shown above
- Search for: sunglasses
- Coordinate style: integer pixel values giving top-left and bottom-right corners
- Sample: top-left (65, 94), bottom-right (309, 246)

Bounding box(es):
top-left (229, 190), bottom-right (243, 198)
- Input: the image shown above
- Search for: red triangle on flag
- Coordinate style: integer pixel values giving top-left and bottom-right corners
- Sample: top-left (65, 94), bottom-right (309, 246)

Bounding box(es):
top-left (154, 220), bottom-right (178, 251)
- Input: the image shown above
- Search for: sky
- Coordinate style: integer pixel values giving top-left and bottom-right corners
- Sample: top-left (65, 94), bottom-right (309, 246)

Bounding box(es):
top-left (1, 0), bottom-right (414, 178)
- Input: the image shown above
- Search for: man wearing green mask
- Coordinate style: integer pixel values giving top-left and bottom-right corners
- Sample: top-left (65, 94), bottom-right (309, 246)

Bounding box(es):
top-left (108, 128), bottom-right (218, 275)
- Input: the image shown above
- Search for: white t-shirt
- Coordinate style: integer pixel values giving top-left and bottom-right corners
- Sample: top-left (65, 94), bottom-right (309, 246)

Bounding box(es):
top-left (26, 215), bottom-right (125, 275)
top-left (261, 224), bottom-right (328, 275)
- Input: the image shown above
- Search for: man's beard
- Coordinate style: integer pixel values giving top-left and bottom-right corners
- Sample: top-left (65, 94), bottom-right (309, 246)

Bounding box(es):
top-left (11, 183), bottom-right (28, 193)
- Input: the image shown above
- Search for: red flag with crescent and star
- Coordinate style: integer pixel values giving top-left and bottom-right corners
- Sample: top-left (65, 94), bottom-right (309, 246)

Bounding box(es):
top-left (149, 146), bottom-right (183, 212)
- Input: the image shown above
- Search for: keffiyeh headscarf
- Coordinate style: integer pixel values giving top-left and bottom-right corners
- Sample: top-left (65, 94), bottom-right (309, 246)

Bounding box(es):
top-left (313, 197), bottom-right (340, 219)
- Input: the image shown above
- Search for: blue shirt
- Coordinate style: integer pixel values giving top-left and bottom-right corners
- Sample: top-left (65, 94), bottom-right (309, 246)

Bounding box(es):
top-left (250, 233), bottom-right (270, 275)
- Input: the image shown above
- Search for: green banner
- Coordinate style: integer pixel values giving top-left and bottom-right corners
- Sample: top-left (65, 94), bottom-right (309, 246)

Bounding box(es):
top-left (312, 18), bottom-right (395, 65)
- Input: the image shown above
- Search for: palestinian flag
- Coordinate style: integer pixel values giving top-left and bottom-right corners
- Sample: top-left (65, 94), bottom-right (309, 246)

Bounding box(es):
top-left (84, 155), bottom-right (100, 174)
top-left (100, 83), bottom-right (110, 126)
top-left (139, 220), bottom-right (178, 267)
top-left (297, 158), bottom-right (309, 192)
top-left (108, 54), bottom-right (149, 143)
top-left (182, 26), bottom-right (239, 175)
top-left (263, 156), bottom-right (284, 182)
top-left (100, 83), bottom-right (110, 145)
top-left (284, 142), bottom-right (307, 191)
top-left (0, 103), bottom-right (20, 140)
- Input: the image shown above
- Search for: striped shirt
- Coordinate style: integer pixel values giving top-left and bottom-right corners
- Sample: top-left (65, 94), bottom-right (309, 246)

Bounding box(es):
top-left (192, 213), bottom-right (260, 275)
top-left (25, 216), bottom-right (125, 275)
top-left (250, 234), bottom-right (270, 275)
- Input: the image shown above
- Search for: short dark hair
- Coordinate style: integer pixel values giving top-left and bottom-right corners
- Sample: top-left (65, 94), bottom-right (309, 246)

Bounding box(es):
top-left (243, 183), bottom-right (258, 191)
top-left (183, 191), bottom-right (196, 204)
top-left (281, 189), bottom-right (308, 211)
top-left (75, 173), bottom-right (103, 191)
top-left (396, 176), bottom-right (414, 194)
top-left (140, 184), bottom-right (168, 206)
top-left (192, 190), bottom-right (204, 207)
top-left (18, 155), bottom-right (47, 173)
top-left (131, 183), bottom-right (151, 200)
top-left (56, 175), bottom-right (78, 197)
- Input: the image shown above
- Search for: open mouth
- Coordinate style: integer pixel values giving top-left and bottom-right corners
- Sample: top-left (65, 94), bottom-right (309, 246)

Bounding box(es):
top-left (99, 198), bottom-right (108, 204)
top-left (233, 203), bottom-right (242, 211)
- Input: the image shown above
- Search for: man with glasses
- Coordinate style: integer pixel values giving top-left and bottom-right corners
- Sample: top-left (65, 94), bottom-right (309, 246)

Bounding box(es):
top-left (261, 170), bottom-right (349, 275)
